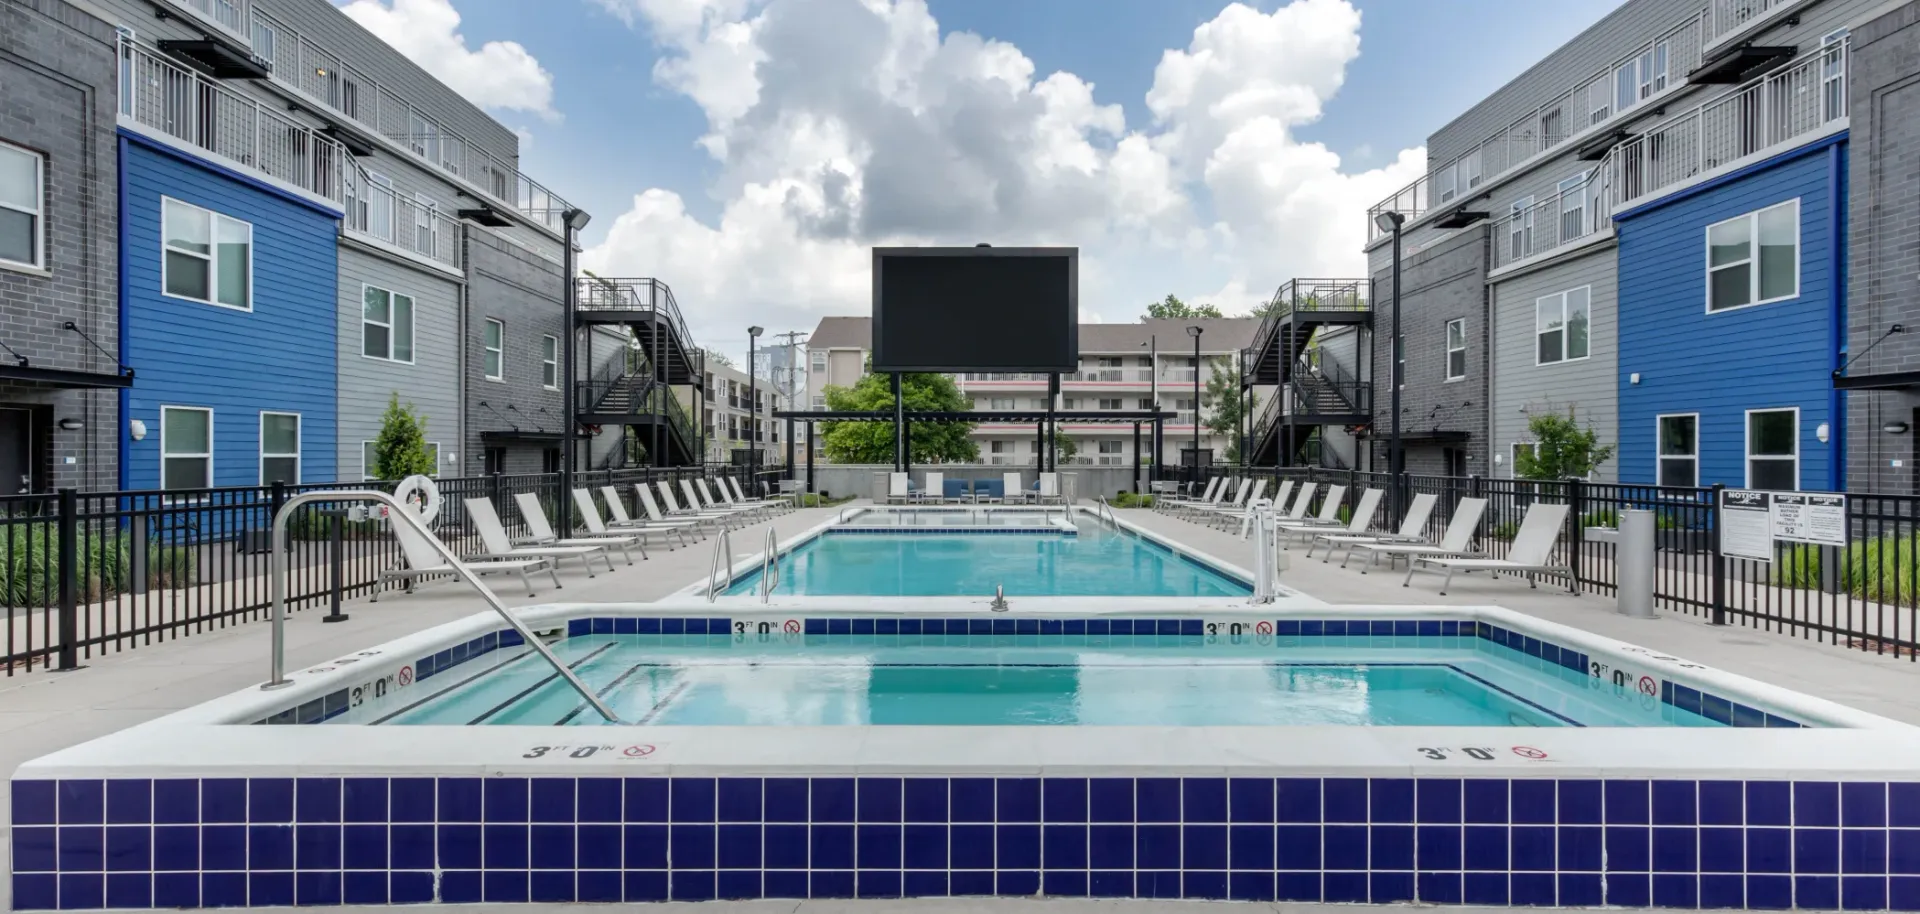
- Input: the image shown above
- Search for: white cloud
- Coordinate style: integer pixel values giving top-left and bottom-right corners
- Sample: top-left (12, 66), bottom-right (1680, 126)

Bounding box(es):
top-left (582, 0), bottom-right (1422, 341)
top-left (339, 0), bottom-right (560, 120)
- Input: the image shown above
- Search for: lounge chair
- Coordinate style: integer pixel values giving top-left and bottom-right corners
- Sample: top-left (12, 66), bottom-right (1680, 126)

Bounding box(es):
top-left (1407, 502), bottom-right (1576, 595)
top-left (1291, 488), bottom-right (1382, 557)
top-left (513, 493), bottom-right (641, 563)
top-left (1158, 477), bottom-right (1222, 514)
top-left (888, 472), bottom-right (913, 504)
top-left (683, 479), bottom-right (756, 525)
top-left (726, 477), bottom-right (789, 513)
top-left (1276, 484), bottom-right (1350, 546)
top-left (1184, 478), bottom-right (1248, 521)
top-left (920, 471), bottom-right (946, 503)
top-left (1171, 477), bottom-right (1232, 518)
top-left (974, 477), bottom-right (1004, 502)
top-left (574, 489), bottom-right (690, 549)
top-left (1350, 497), bottom-right (1488, 573)
top-left (943, 477), bottom-right (973, 502)
top-left (1270, 482), bottom-right (1317, 524)
top-left (646, 483), bottom-right (731, 532)
top-left (1194, 479), bottom-right (1267, 529)
top-left (699, 479), bottom-right (766, 521)
top-left (1037, 472), bottom-right (1063, 504)
top-left (1002, 472), bottom-right (1028, 505)
top-left (603, 486), bottom-right (709, 539)
top-left (1312, 492), bottom-right (1439, 565)
top-left (1237, 480), bottom-right (1298, 539)
top-left (463, 497), bottom-right (614, 576)
top-left (374, 515), bottom-right (559, 600)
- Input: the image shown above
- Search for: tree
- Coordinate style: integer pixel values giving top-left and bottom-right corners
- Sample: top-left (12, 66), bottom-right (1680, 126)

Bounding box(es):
top-left (1050, 429), bottom-right (1078, 465)
top-left (703, 347), bottom-right (735, 368)
top-left (1514, 411), bottom-right (1615, 480)
top-left (1203, 362), bottom-right (1258, 464)
top-left (1144, 294), bottom-right (1224, 321)
top-left (821, 372), bottom-right (979, 463)
top-left (372, 393), bottom-right (437, 481)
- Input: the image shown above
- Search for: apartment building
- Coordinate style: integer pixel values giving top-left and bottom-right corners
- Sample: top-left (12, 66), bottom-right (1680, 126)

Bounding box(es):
top-left (1366, 0), bottom-right (1873, 491)
top-left (701, 360), bottom-right (782, 466)
top-left (0, 0), bottom-right (127, 493)
top-left (803, 316), bottom-right (1255, 466)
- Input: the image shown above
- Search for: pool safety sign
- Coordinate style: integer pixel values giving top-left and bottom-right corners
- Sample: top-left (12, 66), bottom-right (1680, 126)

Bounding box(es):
top-left (1719, 489), bottom-right (1847, 561)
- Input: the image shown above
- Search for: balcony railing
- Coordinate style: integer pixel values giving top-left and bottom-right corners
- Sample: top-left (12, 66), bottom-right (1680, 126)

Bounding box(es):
top-left (344, 172), bottom-right (462, 269)
top-left (250, 9), bottom-right (574, 232)
top-left (1365, 176), bottom-right (1430, 243)
top-left (958, 372), bottom-right (1049, 382)
top-left (1707, 0), bottom-right (1795, 46)
top-left (119, 38), bottom-right (346, 205)
top-left (1489, 167), bottom-right (1614, 269)
top-left (165, 0), bottom-right (250, 41)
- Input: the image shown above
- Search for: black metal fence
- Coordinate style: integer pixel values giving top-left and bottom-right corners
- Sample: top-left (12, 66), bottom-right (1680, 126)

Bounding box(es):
top-left (0, 466), bottom-right (777, 675)
top-left (1179, 466), bottom-right (1920, 661)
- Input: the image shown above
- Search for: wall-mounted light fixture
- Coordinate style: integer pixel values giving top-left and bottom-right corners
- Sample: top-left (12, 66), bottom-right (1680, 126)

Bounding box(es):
top-left (57, 418), bottom-right (84, 431)
top-left (1885, 421), bottom-right (1910, 435)
top-left (129, 419), bottom-right (148, 441)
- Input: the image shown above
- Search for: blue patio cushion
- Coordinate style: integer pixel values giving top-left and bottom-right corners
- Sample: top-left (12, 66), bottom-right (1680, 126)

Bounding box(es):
top-left (943, 479), bottom-right (970, 498)
top-left (975, 479), bottom-right (1004, 498)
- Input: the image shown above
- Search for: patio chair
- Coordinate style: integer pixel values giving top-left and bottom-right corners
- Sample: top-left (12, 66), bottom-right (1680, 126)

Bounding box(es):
top-left (920, 471), bottom-right (946, 503)
top-left (726, 477), bottom-right (789, 513)
top-left (1158, 476), bottom-right (1222, 514)
top-left (1194, 479), bottom-right (1267, 529)
top-left (1276, 484), bottom-right (1350, 546)
top-left (1349, 497), bottom-right (1488, 573)
top-left (512, 493), bottom-right (641, 563)
top-left (1002, 472), bottom-right (1028, 504)
top-left (1312, 491), bottom-right (1439, 565)
top-left (1406, 502), bottom-right (1576, 595)
top-left (604, 485), bottom-right (710, 539)
top-left (943, 477), bottom-right (972, 502)
top-left (374, 515), bottom-right (559, 600)
top-left (699, 479), bottom-right (767, 521)
top-left (683, 479), bottom-right (756, 524)
top-left (462, 497), bottom-right (614, 576)
top-left (1038, 472), bottom-right (1063, 504)
top-left (574, 489), bottom-right (690, 549)
top-left (1171, 477), bottom-right (1232, 518)
top-left (1291, 488), bottom-right (1382, 556)
top-left (889, 472), bottom-right (913, 504)
top-left (648, 483), bottom-right (734, 531)
top-left (973, 477), bottom-right (1004, 502)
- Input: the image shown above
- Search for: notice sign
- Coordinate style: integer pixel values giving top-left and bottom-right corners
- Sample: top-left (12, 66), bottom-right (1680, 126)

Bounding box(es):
top-left (1719, 489), bottom-right (1773, 562)
top-left (1771, 493), bottom-right (1847, 547)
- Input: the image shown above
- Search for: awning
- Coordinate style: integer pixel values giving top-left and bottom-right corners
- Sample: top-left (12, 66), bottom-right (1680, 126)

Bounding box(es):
top-left (1689, 45), bottom-right (1796, 84)
top-left (1834, 371), bottom-right (1920, 391)
top-left (0, 362), bottom-right (133, 389)
top-left (1395, 429), bottom-right (1472, 445)
top-left (158, 40), bottom-right (272, 80)
top-left (478, 430), bottom-right (586, 443)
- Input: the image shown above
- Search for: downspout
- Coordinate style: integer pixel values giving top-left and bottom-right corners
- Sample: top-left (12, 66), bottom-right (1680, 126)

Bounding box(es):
top-left (116, 135), bottom-right (131, 492)
top-left (1827, 141), bottom-right (1846, 492)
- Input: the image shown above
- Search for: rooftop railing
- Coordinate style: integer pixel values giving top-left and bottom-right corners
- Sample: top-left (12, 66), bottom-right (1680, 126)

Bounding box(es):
top-left (1706, 0), bottom-right (1795, 47)
top-left (164, 0), bottom-right (250, 41)
top-left (1488, 168), bottom-right (1614, 270)
top-left (343, 173), bottom-right (462, 270)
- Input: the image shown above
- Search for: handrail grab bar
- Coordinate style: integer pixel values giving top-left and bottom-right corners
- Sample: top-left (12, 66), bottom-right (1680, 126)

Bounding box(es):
top-left (263, 490), bottom-right (622, 723)
top-left (759, 528), bottom-right (780, 602)
top-left (706, 527), bottom-right (733, 603)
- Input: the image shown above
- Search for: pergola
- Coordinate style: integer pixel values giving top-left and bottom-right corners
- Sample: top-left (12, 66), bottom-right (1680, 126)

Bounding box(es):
top-left (772, 408), bottom-right (1172, 494)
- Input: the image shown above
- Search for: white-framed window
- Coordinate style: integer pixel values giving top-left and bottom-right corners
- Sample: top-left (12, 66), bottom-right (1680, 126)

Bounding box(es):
top-left (483, 318), bottom-right (504, 380)
top-left (1821, 29), bottom-right (1848, 122)
top-left (409, 112), bottom-right (439, 164)
top-left (811, 351), bottom-right (827, 373)
top-left (0, 140), bottom-right (46, 270)
top-left (361, 286), bottom-right (414, 362)
top-left (362, 440), bottom-right (441, 480)
top-left (162, 197), bottom-right (252, 310)
top-left (1436, 162), bottom-right (1457, 204)
top-left (366, 172), bottom-right (394, 243)
top-left (1540, 109), bottom-right (1564, 148)
top-left (1099, 398), bottom-right (1122, 410)
top-left (259, 411), bottom-right (300, 485)
top-left (1558, 171), bottom-right (1590, 239)
top-left (1508, 195), bottom-right (1535, 262)
top-left (812, 395), bottom-right (826, 410)
top-left (160, 406), bottom-right (213, 491)
top-left (1445, 319), bottom-right (1467, 381)
top-left (1098, 440), bottom-right (1122, 454)
top-left (1640, 42), bottom-right (1669, 100)
top-left (250, 17), bottom-right (277, 67)
top-left (1657, 413), bottom-right (1698, 488)
top-left (988, 397), bottom-right (1015, 410)
top-left (1535, 286), bottom-right (1592, 365)
top-left (1460, 152), bottom-right (1483, 191)
top-left (1707, 199), bottom-right (1799, 312)
top-left (1746, 407), bottom-right (1799, 490)
top-left (1586, 77), bottom-right (1611, 126)
top-left (541, 335), bottom-right (559, 389)
top-left (413, 193), bottom-right (438, 257)
top-left (1614, 59), bottom-right (1638, 117)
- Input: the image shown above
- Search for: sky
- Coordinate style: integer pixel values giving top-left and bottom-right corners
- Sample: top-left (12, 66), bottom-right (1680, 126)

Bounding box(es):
top-left (335, 0), bottom-right (1625, 363)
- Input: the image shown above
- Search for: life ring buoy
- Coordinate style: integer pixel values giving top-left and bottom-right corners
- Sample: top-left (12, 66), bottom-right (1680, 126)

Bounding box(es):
top-left (393, 474), bottom-right (443, 525)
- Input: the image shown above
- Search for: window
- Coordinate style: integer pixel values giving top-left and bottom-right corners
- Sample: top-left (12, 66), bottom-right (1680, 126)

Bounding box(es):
top-left (1640, 42), bottom-right (1669, 99)
top-left (1436, 162), bottom-right (1457, 204)
top-left (251, 18), bottom-right (277, 66)
top-left (541, 335), bottom-right (559, 389)
top-left (0, 140), bottom-right (45, 269)
top-left (1540, 109), bottom-right (1564, 148)
top-left (812, 395), bottom-right (826, 410)
top-left (1707, 200), bottom-right (1799, 311)
top-left (1460, 152), bottom-right (1482, 191)
top-left (991, 440), bottom-right (1012, 454)
top-left (360, 440), bottom-right (441, 480)
top-left (1586, 77), bottom-right (1611, 126)
top-left (366, 172), bottom-right (394, 242)
top-left (1098, 357), bottom-right (1122, 368)
top-left (161, 406), bottom-right (212, 491)
top-left (413, 193), bottom-right (438, 257)
top-left (1138, 398), bottom-right (1154, 410)
top-left (482, 446), bottom-right (505, 476)
top-left (1615, 61), bottom-right (1638, 119)
top-left (259, 412), bottom-right (300, 485)
top-left (1099, 398), bottom-right (1122, 410)
top-left (1747, 408), bottom-right (1798, 490)
top-left (989, 398), bottom-right (1015, 410)
top-left (409, 112), bottom-right (439, 164)
top-left (1508, 196), bottom-right (1535, 262)
top-left (1658, 414), bottom-right (1698, 488)
top-left (1445, 319), bottom-right (1467, 380)
top-left (1821, 29), bottom-right (1848, 122)
top-left (811, 351), bottom-right (827, 373)
top-left (361, 286), bottom-right (414, 362)
top-left (1063, 398), bottom-right (1080, 410)
top-left (542, 448), bottom-right (561, 474)
top-left (162, 198), bottom-right (251, 309)
top-left (1536, 286), bottom-right (1591, 365)
top-left (1558, 171), bottom-right (1589, 240)
top-left (1098, 440), bottom-right (1122, 454)
top-left (483, 318), bottom-right (504, 380)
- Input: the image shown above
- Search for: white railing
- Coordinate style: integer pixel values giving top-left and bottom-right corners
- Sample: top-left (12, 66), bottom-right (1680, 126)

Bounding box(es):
top-left (1608, 38), bottom-right (1846, 210)
top-left (1490, 167), bottom-right (1615, 269)
top-left (1162, 369), bottom-right (1199, 384)
top-left (344, 174), bottom-right (462, 269)
top-left (959, 372), bottom-right (1049, 382)
top-left (165, 0), bottom-right (250, 40)
top-left (1366, 175), bottom-right (1431, 243)
top-left (119, 37), bottom-right (346, 205)
top-left (250, 10), bottom-right (573, 232)
top-left (1707, 0), bottom-right (1794, 46)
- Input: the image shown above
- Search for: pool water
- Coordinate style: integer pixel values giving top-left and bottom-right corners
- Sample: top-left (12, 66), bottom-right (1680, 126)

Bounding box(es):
top-left (355, 634), bottom-right (1722, 728)
top-left (724, 525), bottom-right (1250, 597)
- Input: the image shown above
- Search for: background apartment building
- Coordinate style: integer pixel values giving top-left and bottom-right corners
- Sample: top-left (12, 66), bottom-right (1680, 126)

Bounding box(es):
top-left (1365, 0), bottom-right (1871, 491)
top-left (702, 360), bottom-right (782, 466)
top-left (803, 316), bottom-right (1255, 467)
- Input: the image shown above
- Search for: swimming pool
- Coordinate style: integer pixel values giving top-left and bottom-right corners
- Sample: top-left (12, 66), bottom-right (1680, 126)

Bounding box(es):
top-left (723, 521), bottom-right (1251, 598)
top-left (339, 626), bottom-right (1724, 728)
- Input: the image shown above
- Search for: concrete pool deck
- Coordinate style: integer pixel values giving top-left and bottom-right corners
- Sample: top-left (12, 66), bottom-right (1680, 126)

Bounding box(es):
top-left (4, 499), bottom-right (1920, 912)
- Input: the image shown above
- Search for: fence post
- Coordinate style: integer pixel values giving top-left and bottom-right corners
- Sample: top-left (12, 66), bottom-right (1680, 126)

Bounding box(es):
top-left (490, 472), bottom-right (505, 516)
top-left (56, 487), bottom-right (80, 671)
top-left (1709, 483), bottom-right (1726, 626)
top-left (1470, 473), bottom-right (1482, 500)
top-left (1567, 476), bottom-right (1585, 587)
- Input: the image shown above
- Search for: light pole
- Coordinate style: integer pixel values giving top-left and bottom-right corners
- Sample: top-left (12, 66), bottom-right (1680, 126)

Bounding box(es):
top-left (1141, 336), bottom-right (1157, 475)
top-left (748, 325), bottom-right (763, 491)
top-left (1374, 210), bottom-right (1406, 524)
top-left (1187, 325), bottom-right (1203, 488)
top-left (558, 207), bottom-right (590, 530)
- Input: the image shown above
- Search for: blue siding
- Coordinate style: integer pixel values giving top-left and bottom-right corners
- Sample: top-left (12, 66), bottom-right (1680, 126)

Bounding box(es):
top-left (119, 133), bottom-right (339, 489)
top-left (1616, 136), bottom-right (1847, 492)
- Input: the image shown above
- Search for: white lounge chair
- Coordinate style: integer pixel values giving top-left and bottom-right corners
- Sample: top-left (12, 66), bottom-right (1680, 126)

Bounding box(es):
top-left (888, 472), bottom-right (913, 504)
top-left (1237, 480), bottom-right (1298, 539)
top-left (374, 515), bottom-right (559, 600)
top-left (1158, 477), bottom-right (1222, 514)
top-left (1173, 477), bottom-right (1233, 519)
top-left (1002, 472), bottom-right (1028, 505)
top-left (1312, 492), bottom-right (1439, 565)
top-left (920, 471), bottom-right (946, 504)
top-left (727, 477), bottom-right (788, 513)
top-left (575, 489), bottom-right (689, 549)
top-left (463, 497), bottom-right (614, 576)
top-left (1194, 479), bottom-right (1267, 529)
top-left (652, 482), bottom-right (735, 529)
top-left (1407, 502), bottom-right (1576, 595)
top-left (1293, 489), bottom-right (1382, 557)
top-left (513, 493), bottom-right (641, 563)
top-left (627, 485), bottom-right (720, 536)
top-left (682, 479), bottom-right (755, 525)
top-left (1037, 472), bottom-right (1063, 504)
top-left (1277, 484), bottom-right (1350, 546)
top-left (697, 479), bottom-right (766, 520)
top-left (1185, 478), bottom-right (1249, 522)
top-left (1350, 497), bottom-right (1488, 573)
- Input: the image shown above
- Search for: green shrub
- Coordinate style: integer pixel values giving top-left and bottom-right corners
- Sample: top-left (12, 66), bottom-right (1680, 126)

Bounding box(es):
top-left (1581, 508), bottom-right (1619, 529)
top-left (1770, 533), bottom-right (1920, 605)
top-left (1110, 492), bottom-right (1154, 508)
top-left (1491, 521), bottom-right (1520, 541)
top-left (1336, 504), bottom-right (1352, 524)
top-left (791, 493), bottom-right (854, 508)
top-left (2, 527), bottom-right (200, 607)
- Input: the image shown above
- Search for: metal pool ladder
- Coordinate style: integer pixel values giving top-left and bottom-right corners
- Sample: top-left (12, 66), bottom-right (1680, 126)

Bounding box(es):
top-left (759, 528), bottom-right (781, 603)
top-left (261, 490), bottom-right (622, 724)
top-left (1096, 496), bottom-right (1116, 527)
top-left (705, 527), bottom-right (734, 602)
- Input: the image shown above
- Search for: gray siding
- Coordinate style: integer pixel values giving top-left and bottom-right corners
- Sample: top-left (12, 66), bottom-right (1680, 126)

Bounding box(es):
top-left (464, 227), bottom-right (565, 474)
top-left (1845, 0), bottom-right (1920, 494)
top-left (1489, 247), bottom-right (1621, 481)
top-left (0, 0), bottom-right (120, 492)
top-left (335, 246), bottom-right (462, 480)
top-left (1369, 227), bottom-right (1491, 476)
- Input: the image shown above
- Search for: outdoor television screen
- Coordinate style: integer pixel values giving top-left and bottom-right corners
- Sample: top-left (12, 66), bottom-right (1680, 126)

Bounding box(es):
top-left (871, 246), bottom-right (1077, 373)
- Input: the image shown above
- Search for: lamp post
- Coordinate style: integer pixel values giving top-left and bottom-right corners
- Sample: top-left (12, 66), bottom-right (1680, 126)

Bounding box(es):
top-left (559, 207), bottom-right (591, 530)
top-left (748, 325), bottom-right (763, 492)
top-left (1187, 325), bottom-right (1203, 488)
top-left (1373, 209), bottom-right (1406, 524)
top-left (1141, 336), bottom-right (1157, 475)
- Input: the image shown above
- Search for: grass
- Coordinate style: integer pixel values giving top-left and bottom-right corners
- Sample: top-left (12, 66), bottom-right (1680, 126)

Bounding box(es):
top-left (2, 527), bottom-right (199, 607)
top-left (1772, 533), bottom-right (1920, 605)
top-left (791, 493), bottom-right (855, 508)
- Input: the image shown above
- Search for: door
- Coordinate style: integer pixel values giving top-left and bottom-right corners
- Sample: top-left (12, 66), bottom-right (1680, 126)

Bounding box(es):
top-left (482, 446), bottom-right (506, 476)
top-left (0, 408), bottom-right (31, 494)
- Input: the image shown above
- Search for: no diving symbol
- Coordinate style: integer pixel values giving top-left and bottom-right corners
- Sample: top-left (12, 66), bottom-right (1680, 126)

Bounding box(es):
top-left (1512, 746), bottom-right (1549, 760)
top-left (783, 619), bottom-right (802, 634)
top-left (1255, 621), bottom-right (1274, 635)
top-left (397, 666), bottom-right (414, 686)
top-left (1637, 675), bottom-right (1657, 697)
top-left (623, 744), bottom-right (657, 759)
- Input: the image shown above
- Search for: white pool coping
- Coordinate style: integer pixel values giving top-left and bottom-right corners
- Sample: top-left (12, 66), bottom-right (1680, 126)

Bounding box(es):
top-left (18, 601), bottom-right (1920, 784)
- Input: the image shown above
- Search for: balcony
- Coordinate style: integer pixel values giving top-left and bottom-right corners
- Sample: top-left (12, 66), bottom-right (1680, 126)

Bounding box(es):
top-left (1490, 170), bottom-right (1612, 270)
top-left (343, 173), bottom-right (462, 270)
top-left (248, 9), bottom-right (574, 233)
top-left (119, 37), bottom-right (346, 206)
top-left (162, 0), bottom-right (251, 45)
top-left (1706, 0), bottom-right (1799, 48)
top-left (1066, 369), bottom-right (1154, 383)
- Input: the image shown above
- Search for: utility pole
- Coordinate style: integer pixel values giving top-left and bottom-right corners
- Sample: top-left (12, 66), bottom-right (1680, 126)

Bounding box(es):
top-left (772, 330), bottom-right (808, 404)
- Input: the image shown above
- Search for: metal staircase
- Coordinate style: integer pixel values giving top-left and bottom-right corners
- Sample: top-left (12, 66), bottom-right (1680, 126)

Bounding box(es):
top-left (578, 358), bottom-right (698, 466)
top-left (1250, 349), bottom-right (1370, 467)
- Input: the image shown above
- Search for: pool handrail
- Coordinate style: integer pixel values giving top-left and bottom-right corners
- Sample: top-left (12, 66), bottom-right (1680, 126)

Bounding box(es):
top-left (706, 526), bottom-right (734, 602)
top-left (262, 489), bottom-right (622, 724)
top-left (1097, 496), bottom-right (1116, 527)
top-left (760, 527), bottom-right (780, 603)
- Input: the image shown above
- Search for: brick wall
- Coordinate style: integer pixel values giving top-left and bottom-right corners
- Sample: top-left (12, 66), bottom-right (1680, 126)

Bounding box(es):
top-left (1369, 227), bottom-right (1491, 477)
top-left (464, 228), bottom-right (566, 475)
